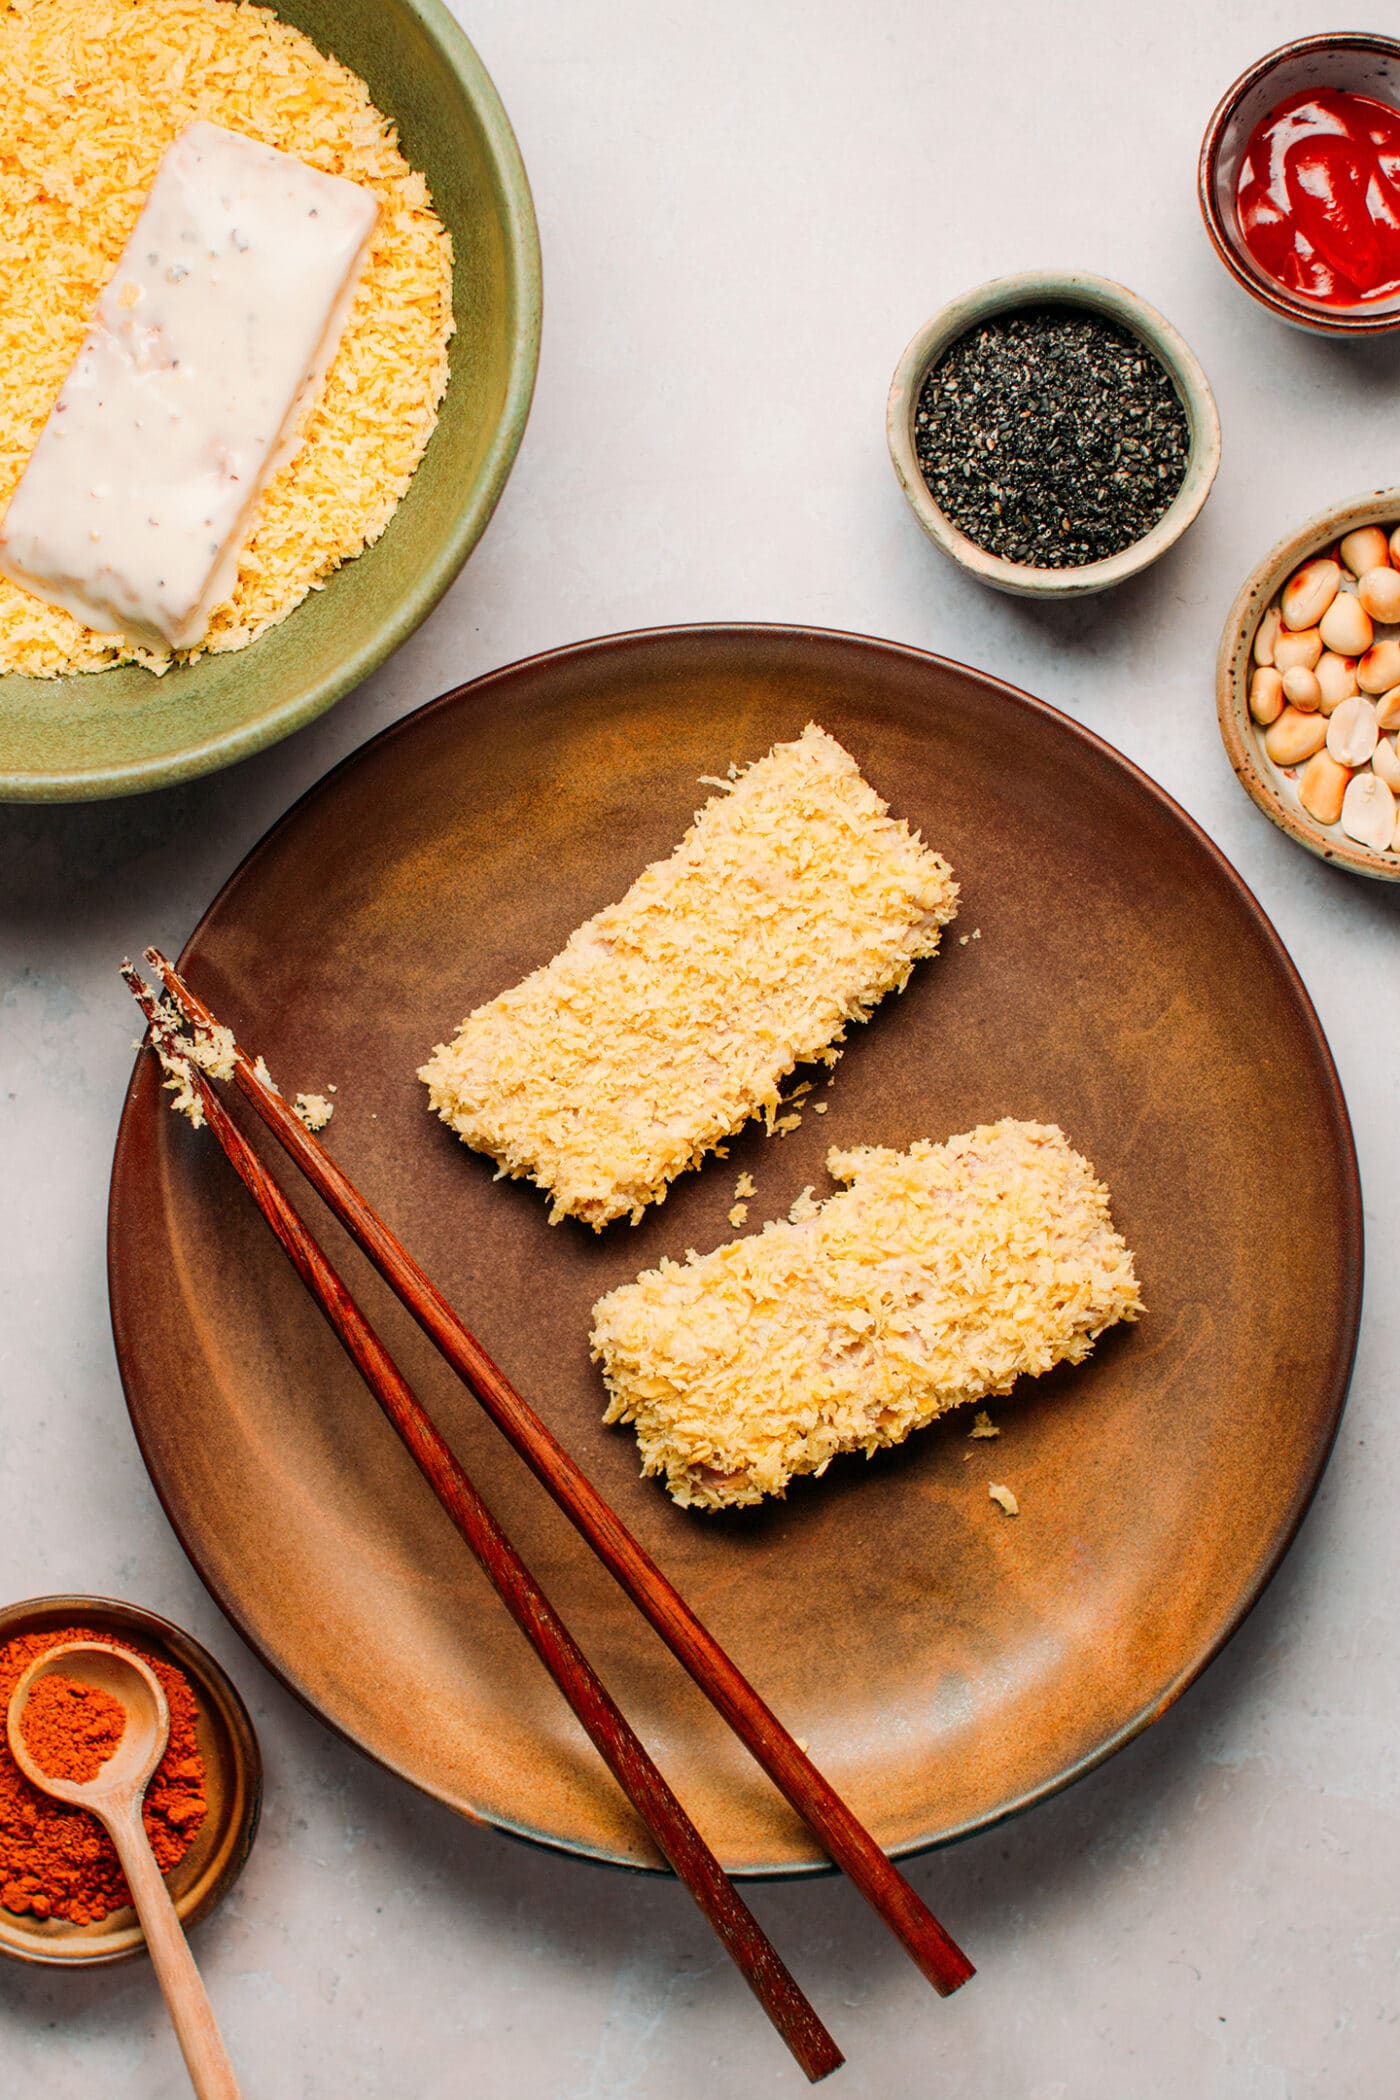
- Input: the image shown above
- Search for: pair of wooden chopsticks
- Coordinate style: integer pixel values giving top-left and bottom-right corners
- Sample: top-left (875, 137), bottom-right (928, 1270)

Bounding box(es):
top-left (125, 948), bottom-right (973, 2080)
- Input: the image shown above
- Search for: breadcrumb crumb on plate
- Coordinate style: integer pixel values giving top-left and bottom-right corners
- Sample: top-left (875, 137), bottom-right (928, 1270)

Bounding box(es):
top-left (293, 1093), bottom-right (335, 1133)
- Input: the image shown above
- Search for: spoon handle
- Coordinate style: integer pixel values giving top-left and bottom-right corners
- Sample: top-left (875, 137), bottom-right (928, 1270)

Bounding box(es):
top-left (104, 1800), bottom-right (242, 2100)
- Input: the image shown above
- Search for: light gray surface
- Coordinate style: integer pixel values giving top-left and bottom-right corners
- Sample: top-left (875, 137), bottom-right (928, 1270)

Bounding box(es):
top-left (1, 1), bottom-right (1397, 2093)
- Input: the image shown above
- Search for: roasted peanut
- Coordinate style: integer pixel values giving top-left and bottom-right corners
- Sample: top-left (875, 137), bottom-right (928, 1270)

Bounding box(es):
top-left (1281, 558), bottom-right (1341, 631)
top-left (1372, 734), bottom-right (1400, 793)
top-left (1341, 526), bottom-right (1390, 576)
top-left (1253, 604), bottom-right (1281, 667)
top-left (1298, 750), bottom-right (1351, 825)
top-left (1264, 707), bottom-right (1328, 765)
top-left (1358, 638), bottom-right (1400, 693)
top-left (1375, 685), bottom-right (1400, 731)
top-left (1274, 626), bottom-right (1324, 673)
top-left (1316, 652), bottom-right (1358, 713)
top-left (1358, 565), bottom-right (1400, 624)
top-left (1340, 770), bottom-right (1398, 851)
top-left (1249, 667), bottom-right (1285, 724)
top-left (1326, 694), bottom-right (1380, 767)
top-left (1282, 665), bottom-right (1321, 710)
top-left (1318, 591), bottom-right (1373, 656)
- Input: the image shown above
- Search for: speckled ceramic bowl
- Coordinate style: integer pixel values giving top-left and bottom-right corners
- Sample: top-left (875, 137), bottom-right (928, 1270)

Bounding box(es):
top-left (0, 1594), bottom-right (261, 1967)
top-left (1217, 487), bottom-right (1400, 883)
top-left (886, 271), bottom-right (1220, 599)
top-left (1199, 33), bottom-right (1400, 338)
top-left (0, 0), bottom-right (541, 802)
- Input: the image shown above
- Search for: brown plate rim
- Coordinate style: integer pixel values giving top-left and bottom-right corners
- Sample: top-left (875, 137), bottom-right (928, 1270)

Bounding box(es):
top-left (107, 622), bottom-right (1363, 1878)
top-left (0, 1592), bottom-right (263, 1962)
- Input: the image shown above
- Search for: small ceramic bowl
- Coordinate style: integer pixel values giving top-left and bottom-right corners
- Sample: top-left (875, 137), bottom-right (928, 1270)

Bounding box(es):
top-left (886, 271), bottom-right (1221, 599)
top-left (1199, 32), bottom-right (1400, 337)
top-left (1217, 487), bottom-right (1400, 883)
top-left (0, 1595), bottom-right (262, 1967)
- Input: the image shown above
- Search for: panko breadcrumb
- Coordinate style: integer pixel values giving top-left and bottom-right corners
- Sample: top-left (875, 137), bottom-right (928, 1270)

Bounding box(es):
top-left (591, 1120), bottom-right (1143, 1510)
top-left (420, 725), bottom-right (958, 1227)
top-left (0, 0), bottom-right (453, 676)
top-left (292, 1091), bottom-right (335, 1132)
top-left (146, 1002), bottom-right (234, 1128)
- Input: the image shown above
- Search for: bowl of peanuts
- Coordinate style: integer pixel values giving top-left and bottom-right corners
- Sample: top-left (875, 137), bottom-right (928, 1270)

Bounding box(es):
top-left (1218, 488), bottom-right (1400, 880)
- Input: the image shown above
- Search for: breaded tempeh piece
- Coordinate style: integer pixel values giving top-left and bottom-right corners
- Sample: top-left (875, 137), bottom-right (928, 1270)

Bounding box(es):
top-left (419, 725), bottom-right (958, 1227)
top-left (591, 1121), bottom-right (1143, 1509)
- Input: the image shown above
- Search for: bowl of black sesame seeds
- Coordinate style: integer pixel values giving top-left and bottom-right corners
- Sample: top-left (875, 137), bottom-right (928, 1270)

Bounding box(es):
top-left (887, 271), bottom-right (1221, 598)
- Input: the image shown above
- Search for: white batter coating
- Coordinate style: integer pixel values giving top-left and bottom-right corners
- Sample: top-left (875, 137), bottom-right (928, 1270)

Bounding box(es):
top-left (0, 121), bottom-right (377, 650)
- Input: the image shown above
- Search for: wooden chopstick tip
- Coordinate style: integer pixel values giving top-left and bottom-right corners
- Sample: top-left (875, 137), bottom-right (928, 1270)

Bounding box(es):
top-left (121, 956), bottom-right (238, 1132)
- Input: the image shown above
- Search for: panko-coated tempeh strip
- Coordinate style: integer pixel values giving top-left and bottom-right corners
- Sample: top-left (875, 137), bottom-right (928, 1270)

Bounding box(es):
top-left (590, 1120), bottom-right (1143, 1510)
top-left (0, 123), bottom-right (378, 652)
top-left (419, 724), bottom-right (958, 1227)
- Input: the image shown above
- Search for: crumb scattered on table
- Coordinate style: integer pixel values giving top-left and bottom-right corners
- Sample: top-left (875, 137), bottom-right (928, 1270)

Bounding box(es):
top-left (293, 1091), bottom-right (335, 1132)
top-left (989, 1483), bottom-right (1019, 1516)
top-left (968, 1410), bottom-right (1000, 1439)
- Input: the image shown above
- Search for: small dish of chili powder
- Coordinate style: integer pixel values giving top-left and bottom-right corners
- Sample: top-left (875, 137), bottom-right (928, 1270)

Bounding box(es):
top-left (0, 1593), bottom-right (260, 1967)
top-left (887, 271), bottom-right (1220, 599)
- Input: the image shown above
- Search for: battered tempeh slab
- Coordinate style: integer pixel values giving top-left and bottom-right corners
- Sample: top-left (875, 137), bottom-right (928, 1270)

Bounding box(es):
top-left (419, 724), bottom-right (958, 1226)
top-left (591, 1120), bottom-right (1143, 1509)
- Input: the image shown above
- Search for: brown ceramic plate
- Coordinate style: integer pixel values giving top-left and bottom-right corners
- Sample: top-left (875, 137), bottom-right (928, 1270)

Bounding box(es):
top-left (0, 1594), bottom-right (261, 1964)
top-left (107, 626), bottom-right (1360, 1876)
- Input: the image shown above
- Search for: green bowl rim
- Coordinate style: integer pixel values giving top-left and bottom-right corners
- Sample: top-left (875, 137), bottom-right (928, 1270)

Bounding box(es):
top-left (0, 0), bottom-right (542, 804)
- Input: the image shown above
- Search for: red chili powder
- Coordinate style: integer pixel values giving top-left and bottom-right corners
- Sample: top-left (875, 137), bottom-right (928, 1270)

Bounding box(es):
top-left (21, 1675), bottom-right (127, 1784)
top-left (0, 1626), bottom-right (207, 1926)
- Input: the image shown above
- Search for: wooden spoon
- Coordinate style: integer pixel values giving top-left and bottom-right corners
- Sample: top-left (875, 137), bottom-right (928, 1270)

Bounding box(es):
top-left (7, 1640), bottom-right (241, 2098)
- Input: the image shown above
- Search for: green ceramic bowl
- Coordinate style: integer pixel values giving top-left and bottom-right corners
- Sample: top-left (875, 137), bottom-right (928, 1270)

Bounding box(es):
top-left (0, 0), bottom-right (541, 802)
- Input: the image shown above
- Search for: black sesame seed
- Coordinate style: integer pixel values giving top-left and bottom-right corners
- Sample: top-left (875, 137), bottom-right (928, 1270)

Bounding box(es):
top-left (913, 306), bottom-right (1191, 569)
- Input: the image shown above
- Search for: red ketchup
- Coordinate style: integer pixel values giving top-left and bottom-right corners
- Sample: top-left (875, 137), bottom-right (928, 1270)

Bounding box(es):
top-left (1236, 87), bottom-right (1400, 305)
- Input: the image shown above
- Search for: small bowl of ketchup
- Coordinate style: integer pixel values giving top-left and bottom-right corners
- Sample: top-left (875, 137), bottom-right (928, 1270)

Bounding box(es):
top-left (1200, 32), bottom-right (1400, 335)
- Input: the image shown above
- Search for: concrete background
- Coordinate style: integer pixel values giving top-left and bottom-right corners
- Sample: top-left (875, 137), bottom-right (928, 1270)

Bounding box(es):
top-left (1, 1), bottom-right (1397, 2093)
